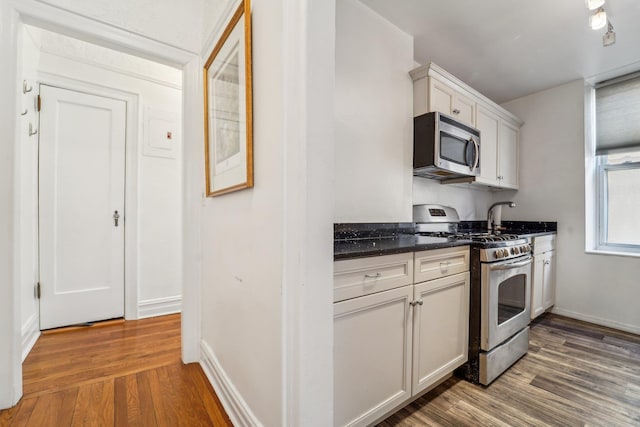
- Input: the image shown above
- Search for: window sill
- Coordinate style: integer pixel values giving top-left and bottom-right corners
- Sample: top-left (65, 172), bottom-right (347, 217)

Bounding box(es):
top-left (586, 249), bottom-right (640, 259)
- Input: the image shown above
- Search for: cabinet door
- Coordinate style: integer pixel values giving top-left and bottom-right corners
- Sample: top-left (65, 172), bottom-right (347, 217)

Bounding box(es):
top-left (542, 251), bottom-right (556, 310)
top-left (498, 121), bottom-right (519, 189)
top-left (531, 256), bottom-right (545, 319)
top-left (428, 78), bottom-right (455, 116)
top-left (475, 106), bottom-right (499, 186)
top-left (334, 285), bottom-right (413, 427)
top-left (452, 92), bottom-right (475, 127)
top-left (412, 272), bottom-right (469, 395)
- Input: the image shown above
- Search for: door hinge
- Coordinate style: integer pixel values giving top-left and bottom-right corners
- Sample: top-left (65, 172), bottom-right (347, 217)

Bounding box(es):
top-left (36, 282), bottom-right (41, 299)
top-left (36, 94), bottom-right (41, 112)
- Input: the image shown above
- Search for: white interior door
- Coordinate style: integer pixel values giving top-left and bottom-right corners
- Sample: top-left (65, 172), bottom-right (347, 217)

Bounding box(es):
top-left (39, 84), bottom-right (126, 330)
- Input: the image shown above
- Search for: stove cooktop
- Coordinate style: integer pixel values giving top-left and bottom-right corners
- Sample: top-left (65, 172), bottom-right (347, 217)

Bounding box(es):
top-left (416, 231), bottom-right (521, 242)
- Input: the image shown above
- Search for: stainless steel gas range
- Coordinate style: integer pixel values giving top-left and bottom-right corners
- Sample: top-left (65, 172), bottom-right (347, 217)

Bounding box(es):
top-left (414, 204), bottom-right (532, 385)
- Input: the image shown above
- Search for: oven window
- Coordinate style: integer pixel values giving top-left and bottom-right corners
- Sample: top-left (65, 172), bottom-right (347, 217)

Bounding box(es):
top-left (497, 274), bottom-right (526, 325)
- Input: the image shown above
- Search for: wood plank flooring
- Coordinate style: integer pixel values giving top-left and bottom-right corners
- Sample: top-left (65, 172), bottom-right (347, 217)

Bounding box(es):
top-left (0, 314), bottom-right (232, 427)
top-left (379, 313), bottom-right (640, 426)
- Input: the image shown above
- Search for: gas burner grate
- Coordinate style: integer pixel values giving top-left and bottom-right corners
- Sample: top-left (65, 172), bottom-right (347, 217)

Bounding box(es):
top-left (471, 234), bottom-right (520, 243)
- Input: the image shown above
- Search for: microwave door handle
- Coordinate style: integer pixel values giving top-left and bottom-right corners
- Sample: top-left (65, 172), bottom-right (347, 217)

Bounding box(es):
top-left (464, 139), bottom-right (472, 168)
top-left (471, 137), bottom-right (480, 172)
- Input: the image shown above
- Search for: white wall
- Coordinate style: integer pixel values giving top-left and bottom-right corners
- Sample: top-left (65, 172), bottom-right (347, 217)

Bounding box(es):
top-left (197, 0), bottom-right (335, 425)
top-left (198, 1), bottom-right (284, 424)
top-left (33, 28), bottom-right (184, 318)
top-left (35, 0), bottom-right (204, 53)
top-left (334, 1), bottom-right (496, 223)
top-left (502, 80), bottom-right (640, 333)
top-left (334, 0), bottom-right (414, 223)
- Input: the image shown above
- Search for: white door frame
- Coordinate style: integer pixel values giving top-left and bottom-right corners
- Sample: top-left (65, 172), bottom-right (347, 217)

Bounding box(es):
top-left (1, 0), bottom-right (202, 409)
top-left (37, 75), bottom-right (140, 322)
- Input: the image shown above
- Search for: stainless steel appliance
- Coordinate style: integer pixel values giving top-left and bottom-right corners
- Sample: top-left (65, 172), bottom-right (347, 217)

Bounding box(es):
top-left (413, 112), bottom-right (481, 180)
top-left (413, 204), bottom-right (532, 385)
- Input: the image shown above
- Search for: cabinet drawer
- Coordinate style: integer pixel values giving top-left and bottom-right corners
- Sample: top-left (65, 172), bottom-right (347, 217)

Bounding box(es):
top-left (414, 246), bottom-right (469, 283)
top-left (334, 253), bottom-right (413, 302)
top-left (533, 234), bottom-right (556, 255)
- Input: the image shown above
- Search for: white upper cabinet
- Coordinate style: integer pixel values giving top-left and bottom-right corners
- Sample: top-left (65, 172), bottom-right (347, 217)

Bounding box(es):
top-left (410, 62), bottom-right (522, 190)
top-left (428, 78), bottom-right (475, 127)
top-left (475, 105), bottom-right (500, 186)
top-left (498, 120), bottom-right (520, 189)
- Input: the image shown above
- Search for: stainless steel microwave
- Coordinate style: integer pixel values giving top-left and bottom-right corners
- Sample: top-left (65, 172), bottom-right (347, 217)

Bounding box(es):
top-left (413, 111), bottom-right (481, 180)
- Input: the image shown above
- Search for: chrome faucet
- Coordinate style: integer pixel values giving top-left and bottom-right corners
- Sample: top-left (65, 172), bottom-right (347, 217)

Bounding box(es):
top-left (487, 201), bottom-right (516, 233)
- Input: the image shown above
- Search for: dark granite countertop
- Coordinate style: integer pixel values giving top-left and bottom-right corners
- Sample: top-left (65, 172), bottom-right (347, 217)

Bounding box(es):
top-left (334, 234), bottom-right (471, 261)
top-left (334, 221), bottom-right (557, 261)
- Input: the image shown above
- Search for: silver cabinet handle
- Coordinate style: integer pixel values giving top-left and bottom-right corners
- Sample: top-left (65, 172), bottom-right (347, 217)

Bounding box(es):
top-left (113, 210), bottom-right (120, 227)
top-left (452, 108), bottom-right (461, 115)
top-left (364, 272), bottom-right (381, 279)
top-left (440, 261), bottom-right (451, 268)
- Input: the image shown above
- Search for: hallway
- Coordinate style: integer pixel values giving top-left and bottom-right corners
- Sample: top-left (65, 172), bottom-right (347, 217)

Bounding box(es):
top-left (0, 314), bottom-right (232, 426)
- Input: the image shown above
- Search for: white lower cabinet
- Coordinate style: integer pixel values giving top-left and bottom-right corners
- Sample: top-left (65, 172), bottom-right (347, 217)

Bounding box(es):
top-left (334, 285), bottom-right (413, 427)
top-left (412, 272), bottom-right (469, 395)
top-left (334, 247), bottom-right (470, 426)
top-left (531, 235), bottom-right (557, 319)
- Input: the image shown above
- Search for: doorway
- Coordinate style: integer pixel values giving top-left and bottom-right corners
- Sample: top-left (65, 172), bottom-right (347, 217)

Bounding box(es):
top-left (19, 24), bottom-right (184, 340)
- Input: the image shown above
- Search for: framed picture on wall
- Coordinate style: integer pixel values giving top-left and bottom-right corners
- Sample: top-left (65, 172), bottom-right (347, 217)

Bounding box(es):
top-left (203, 0), bottom-right (253, 197)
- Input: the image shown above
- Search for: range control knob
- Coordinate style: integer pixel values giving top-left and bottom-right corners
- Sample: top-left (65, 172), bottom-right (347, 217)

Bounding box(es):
top-left (511, 247), bottom-right (520, 255)
top-left (495, 249), bottom-right (504, 259)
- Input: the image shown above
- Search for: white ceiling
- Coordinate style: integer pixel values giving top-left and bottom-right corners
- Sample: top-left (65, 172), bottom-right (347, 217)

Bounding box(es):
top-left (359, 0), bottom-right (640, 103)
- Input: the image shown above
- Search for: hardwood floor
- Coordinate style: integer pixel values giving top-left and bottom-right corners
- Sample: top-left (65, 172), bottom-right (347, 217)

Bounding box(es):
top-left (379, 313), bottom-right (640, 426)
top-left (0, 314), bottom-right (232, 427)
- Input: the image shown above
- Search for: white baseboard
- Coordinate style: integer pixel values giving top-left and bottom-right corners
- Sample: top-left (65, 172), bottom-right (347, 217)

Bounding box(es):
top-left (551, 307), bottom-right (640, 335)
top-left (137, 295), bottom-right (182, 319)
top-left (21, 314), bottom-right (40, 362)
top-left (200, 340), bottom-right (262, 427)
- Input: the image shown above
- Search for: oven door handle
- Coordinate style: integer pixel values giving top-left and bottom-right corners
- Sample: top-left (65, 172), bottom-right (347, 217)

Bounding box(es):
top-left (489, 257), bottom-right (533, 270)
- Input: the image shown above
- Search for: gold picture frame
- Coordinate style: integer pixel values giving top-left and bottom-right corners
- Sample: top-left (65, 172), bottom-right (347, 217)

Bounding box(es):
top-left (204, 0), bottom-right (253, 197)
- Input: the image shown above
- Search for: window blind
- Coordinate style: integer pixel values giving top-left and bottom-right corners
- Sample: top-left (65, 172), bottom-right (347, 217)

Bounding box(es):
top-left (596, 73), bottom-right (640, 154)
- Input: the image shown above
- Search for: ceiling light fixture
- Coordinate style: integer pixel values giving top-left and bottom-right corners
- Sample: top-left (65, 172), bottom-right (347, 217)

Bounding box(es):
top-left (603, 20), bottom-right (616, 46)
top-left (589, 7), bottom-right (607, 30)
top-left (585, 0), bottom-right (605, 10)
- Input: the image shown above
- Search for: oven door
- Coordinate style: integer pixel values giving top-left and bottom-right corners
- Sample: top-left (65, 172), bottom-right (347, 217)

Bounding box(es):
top-left (480, 255), bottom-right (532, 351)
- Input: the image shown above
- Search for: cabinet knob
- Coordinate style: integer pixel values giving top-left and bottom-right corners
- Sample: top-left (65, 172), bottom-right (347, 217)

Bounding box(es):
top-left (452, 109), bottom-right (461, 115)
